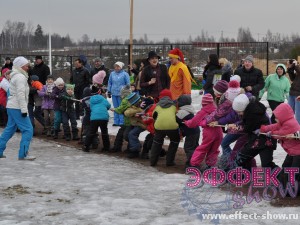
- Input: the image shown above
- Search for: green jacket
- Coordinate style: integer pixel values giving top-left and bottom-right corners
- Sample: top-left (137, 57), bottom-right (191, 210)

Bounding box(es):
top-left (153, 97), bottom-right (178, 130)
top-left (259, 64), bottom-right (290, 102)
top-left (114, 98), bottom-right (131, 126)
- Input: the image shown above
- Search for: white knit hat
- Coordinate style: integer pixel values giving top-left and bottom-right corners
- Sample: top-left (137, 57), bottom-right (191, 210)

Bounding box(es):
top-left (232, 94), bottom-right (249, 112)
top-left (230, 75), bottom-right (241, 83)
top-left (54, 77), bottom-right (65, 86)
top-left (114, 61), bottom-right (124, 69)
top-left (13, 56), bottom-right (29, 68)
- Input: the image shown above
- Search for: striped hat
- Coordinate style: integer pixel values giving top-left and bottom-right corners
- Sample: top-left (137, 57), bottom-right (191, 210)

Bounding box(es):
top-left (202, 93), bottom-right (214, 106)
top-left (213, 80), bottom-right (229, 95)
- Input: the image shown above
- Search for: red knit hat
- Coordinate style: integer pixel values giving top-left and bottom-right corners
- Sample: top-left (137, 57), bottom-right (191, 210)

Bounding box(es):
top-left (202, 93), bottom-right (214, 106)
top-left (159, 89), bottom-right (173, 99)
top-left (168, 48), bottom-right (185, 63)
top-left (228, 80), bottom-right (240, 88)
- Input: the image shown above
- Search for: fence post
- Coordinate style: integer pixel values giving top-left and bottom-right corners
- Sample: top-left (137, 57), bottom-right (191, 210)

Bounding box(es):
top-left (266, 42), bottom-right (269, 75)
top-left (99, 44), bottom-right (102, 58)
top-left (217, 43), bottom-right (220, 57)
top-left (128, 44), bottom-right (131, 67)
top-left (69, 55), bottom-right (73, 77)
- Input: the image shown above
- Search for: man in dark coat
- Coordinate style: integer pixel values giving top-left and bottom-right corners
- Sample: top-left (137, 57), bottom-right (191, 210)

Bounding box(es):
top-left (234, 55), bottom-right (264, 98)
top-left (70, 58), bottom-right (91, 119)
top-left (140, 51), bottom-right (170, 101)
top-left (29, 56), bottom-right (50, 85)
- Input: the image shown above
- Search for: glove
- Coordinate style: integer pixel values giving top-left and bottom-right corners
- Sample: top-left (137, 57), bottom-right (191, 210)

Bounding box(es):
top-left (253, 129), bottom-right (260, 135)
top-left (107, 92), bottom-right (112, 98)
top-left (21, 113), bottom-right (27, 117)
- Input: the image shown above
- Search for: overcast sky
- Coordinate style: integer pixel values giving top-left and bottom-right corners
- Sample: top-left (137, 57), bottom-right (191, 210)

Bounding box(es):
top-left (1, 0), bottom-right (299, 42)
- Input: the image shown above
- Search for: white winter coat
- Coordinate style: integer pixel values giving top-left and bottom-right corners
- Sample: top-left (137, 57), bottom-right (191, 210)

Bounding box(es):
top-left (6, 67), bottom-right (29, 113)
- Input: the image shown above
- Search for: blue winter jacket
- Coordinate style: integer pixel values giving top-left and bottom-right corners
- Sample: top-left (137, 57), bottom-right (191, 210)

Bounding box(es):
top-left (90, 94), bottom-right (111, 121)
top-left (107, 70), bottom-right (130, 96)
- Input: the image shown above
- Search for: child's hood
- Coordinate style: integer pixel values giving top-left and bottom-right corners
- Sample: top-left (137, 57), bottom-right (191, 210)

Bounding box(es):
top-left (157, 97), bottom-right (175, 108)
top-left (274, 103), bottom-right (299, 125)
top-left (90, 94), bottom-right (105, 104)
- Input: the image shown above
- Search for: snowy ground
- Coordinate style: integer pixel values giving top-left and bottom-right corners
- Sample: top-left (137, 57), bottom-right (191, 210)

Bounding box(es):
top-left (0, 91), bottom-right (299, 225)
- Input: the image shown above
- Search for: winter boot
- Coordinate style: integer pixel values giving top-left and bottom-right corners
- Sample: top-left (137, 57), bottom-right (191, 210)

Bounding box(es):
top-left (166, 141), bottom-right (179, 166)
top-left (101, 133), bottom-right (110, 152)
top-left (127, 151), bottom-right (140, 159)
top-left (65, 134), bottom-right (71, 141)
top-left (82, 145), bottom-right (90, 152)
top-left (72, 132), bottom-right (80, 141)
top-left (53, 130), bottom-right (59, 139)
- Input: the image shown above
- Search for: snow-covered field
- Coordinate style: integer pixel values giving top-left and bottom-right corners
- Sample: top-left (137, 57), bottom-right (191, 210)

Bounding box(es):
top-left (0, 91), bottom-right (299, 225)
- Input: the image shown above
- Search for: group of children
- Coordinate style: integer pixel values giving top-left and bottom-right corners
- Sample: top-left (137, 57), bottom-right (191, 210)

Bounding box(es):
top-left (1, 65), bottom-right (300, 178)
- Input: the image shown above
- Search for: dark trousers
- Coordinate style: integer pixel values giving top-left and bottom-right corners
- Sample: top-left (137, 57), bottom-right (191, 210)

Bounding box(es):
top-left (268, 100), bottom-right (283, 123)
top-left (74, 90), bottom-right (83, 119)
top-left (184, 133), bottom-right (200, 167)
top-left (150, 129), bottom-right (180, 166)
top-left (85, 120), bottom-right (110, 150)
top-left (0, 105), bottom-right (7, 126)
top-left (234, 135), bottom-right (277, 170)
top-left (61, 110), bottom-right (78, 137)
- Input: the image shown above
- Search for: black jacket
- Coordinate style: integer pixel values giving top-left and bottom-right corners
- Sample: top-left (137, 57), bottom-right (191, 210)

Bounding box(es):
top-left (30, 62), bottom-right (50, 85)
top-left (140, 64), bottom-right (170, 97)
top-left (1, 62), bottom-right (13, 72)
top-left (70, 67), bottom-right (90, 93)
top-left (288, 65), bottom-right (300, 96)
top-left (203, 65), bottom-right (223, 97)
top-left (234, 66), bottom-right (264, 98)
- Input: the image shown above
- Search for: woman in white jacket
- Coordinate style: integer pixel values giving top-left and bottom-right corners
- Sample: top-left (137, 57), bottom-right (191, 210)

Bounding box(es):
top-left (0, 56), bottom-right (35, 160)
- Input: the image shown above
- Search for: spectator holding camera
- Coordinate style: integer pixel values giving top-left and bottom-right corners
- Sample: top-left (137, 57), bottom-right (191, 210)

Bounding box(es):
top-left (287, 59), bottom-right (300, 123)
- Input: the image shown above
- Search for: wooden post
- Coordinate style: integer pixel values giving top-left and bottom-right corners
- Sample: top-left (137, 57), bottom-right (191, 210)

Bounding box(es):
top-left (129, 0), bottom-right (134, 67)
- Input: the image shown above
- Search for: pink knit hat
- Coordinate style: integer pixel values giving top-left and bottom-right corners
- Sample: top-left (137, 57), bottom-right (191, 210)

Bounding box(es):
top-left (202, 94), bottom-right (214, 106)
top-left (92, 70), bottom-right (106, 85)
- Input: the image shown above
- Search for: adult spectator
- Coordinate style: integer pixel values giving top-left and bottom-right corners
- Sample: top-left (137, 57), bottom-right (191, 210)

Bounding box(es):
top-left (287, 59), bottom-right (300, 123)
top-left (70, 58), bottom-right (91, 119)
top-left (79, 55), bottom-right (92, 73)
top-left (0, 56), bottom-right (35, 160)
top-left (107, 61), bottom-right (130, 126)
top-left (140, 51), bottom-right (170, 101)
top-left (234, 55), bottom-right (264, 98)
top-left (30, 55), bottom-right (50, 85)
top-left (168, 48), bottom-right (192, 100)
top-left (91, 57), bottom-right (110, 86)
top-left (259, 63), bottom-right (290, 123)
top-left (202, 54), bottom-right (223, 97)
top-left (1, 57), bottom-right (13, 74)
top-left (219, 58), bottom-right (233, 82)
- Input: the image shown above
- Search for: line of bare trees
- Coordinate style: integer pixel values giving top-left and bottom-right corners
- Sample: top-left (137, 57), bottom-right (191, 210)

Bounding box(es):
top-left (1, 19), bottom-right (300, 53)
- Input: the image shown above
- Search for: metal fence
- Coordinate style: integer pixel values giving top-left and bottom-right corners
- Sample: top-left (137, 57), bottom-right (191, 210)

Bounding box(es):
top-left (0, 42), bottom-right (270, 82)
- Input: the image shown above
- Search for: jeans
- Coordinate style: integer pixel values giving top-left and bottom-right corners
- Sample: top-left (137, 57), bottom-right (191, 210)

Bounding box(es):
top-left (288, 95), bottom-right (300, 124)
top-left (0, 108), bottom-right (33, 158)
top-left (128, 126), bottom-right (145, 152)
top-left (54, 110), bottom-right (62, 131)
top-left (112, 95), bottom-right (124, 125)
top-left (221, 133), bottom-right (241, 155)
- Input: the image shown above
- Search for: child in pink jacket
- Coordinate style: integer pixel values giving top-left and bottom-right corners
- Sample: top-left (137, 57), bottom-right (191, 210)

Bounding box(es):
top-left (260, 103), bottom-right (300, 192)
top-left (184, 94), bottom-right (223, 170)
top-left (260, 103), bottom-right (300, 162)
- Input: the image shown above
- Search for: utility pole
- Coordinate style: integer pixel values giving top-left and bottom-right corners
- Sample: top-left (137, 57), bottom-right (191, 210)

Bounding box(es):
top-left (129, 0), bottom-right (134, 67)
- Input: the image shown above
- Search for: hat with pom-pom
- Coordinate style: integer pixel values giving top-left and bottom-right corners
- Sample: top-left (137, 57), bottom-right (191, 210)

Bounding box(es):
top-left (92, 70), bottom-right (106, 85)
top-left (226, 80), bottom-right (241, 102)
